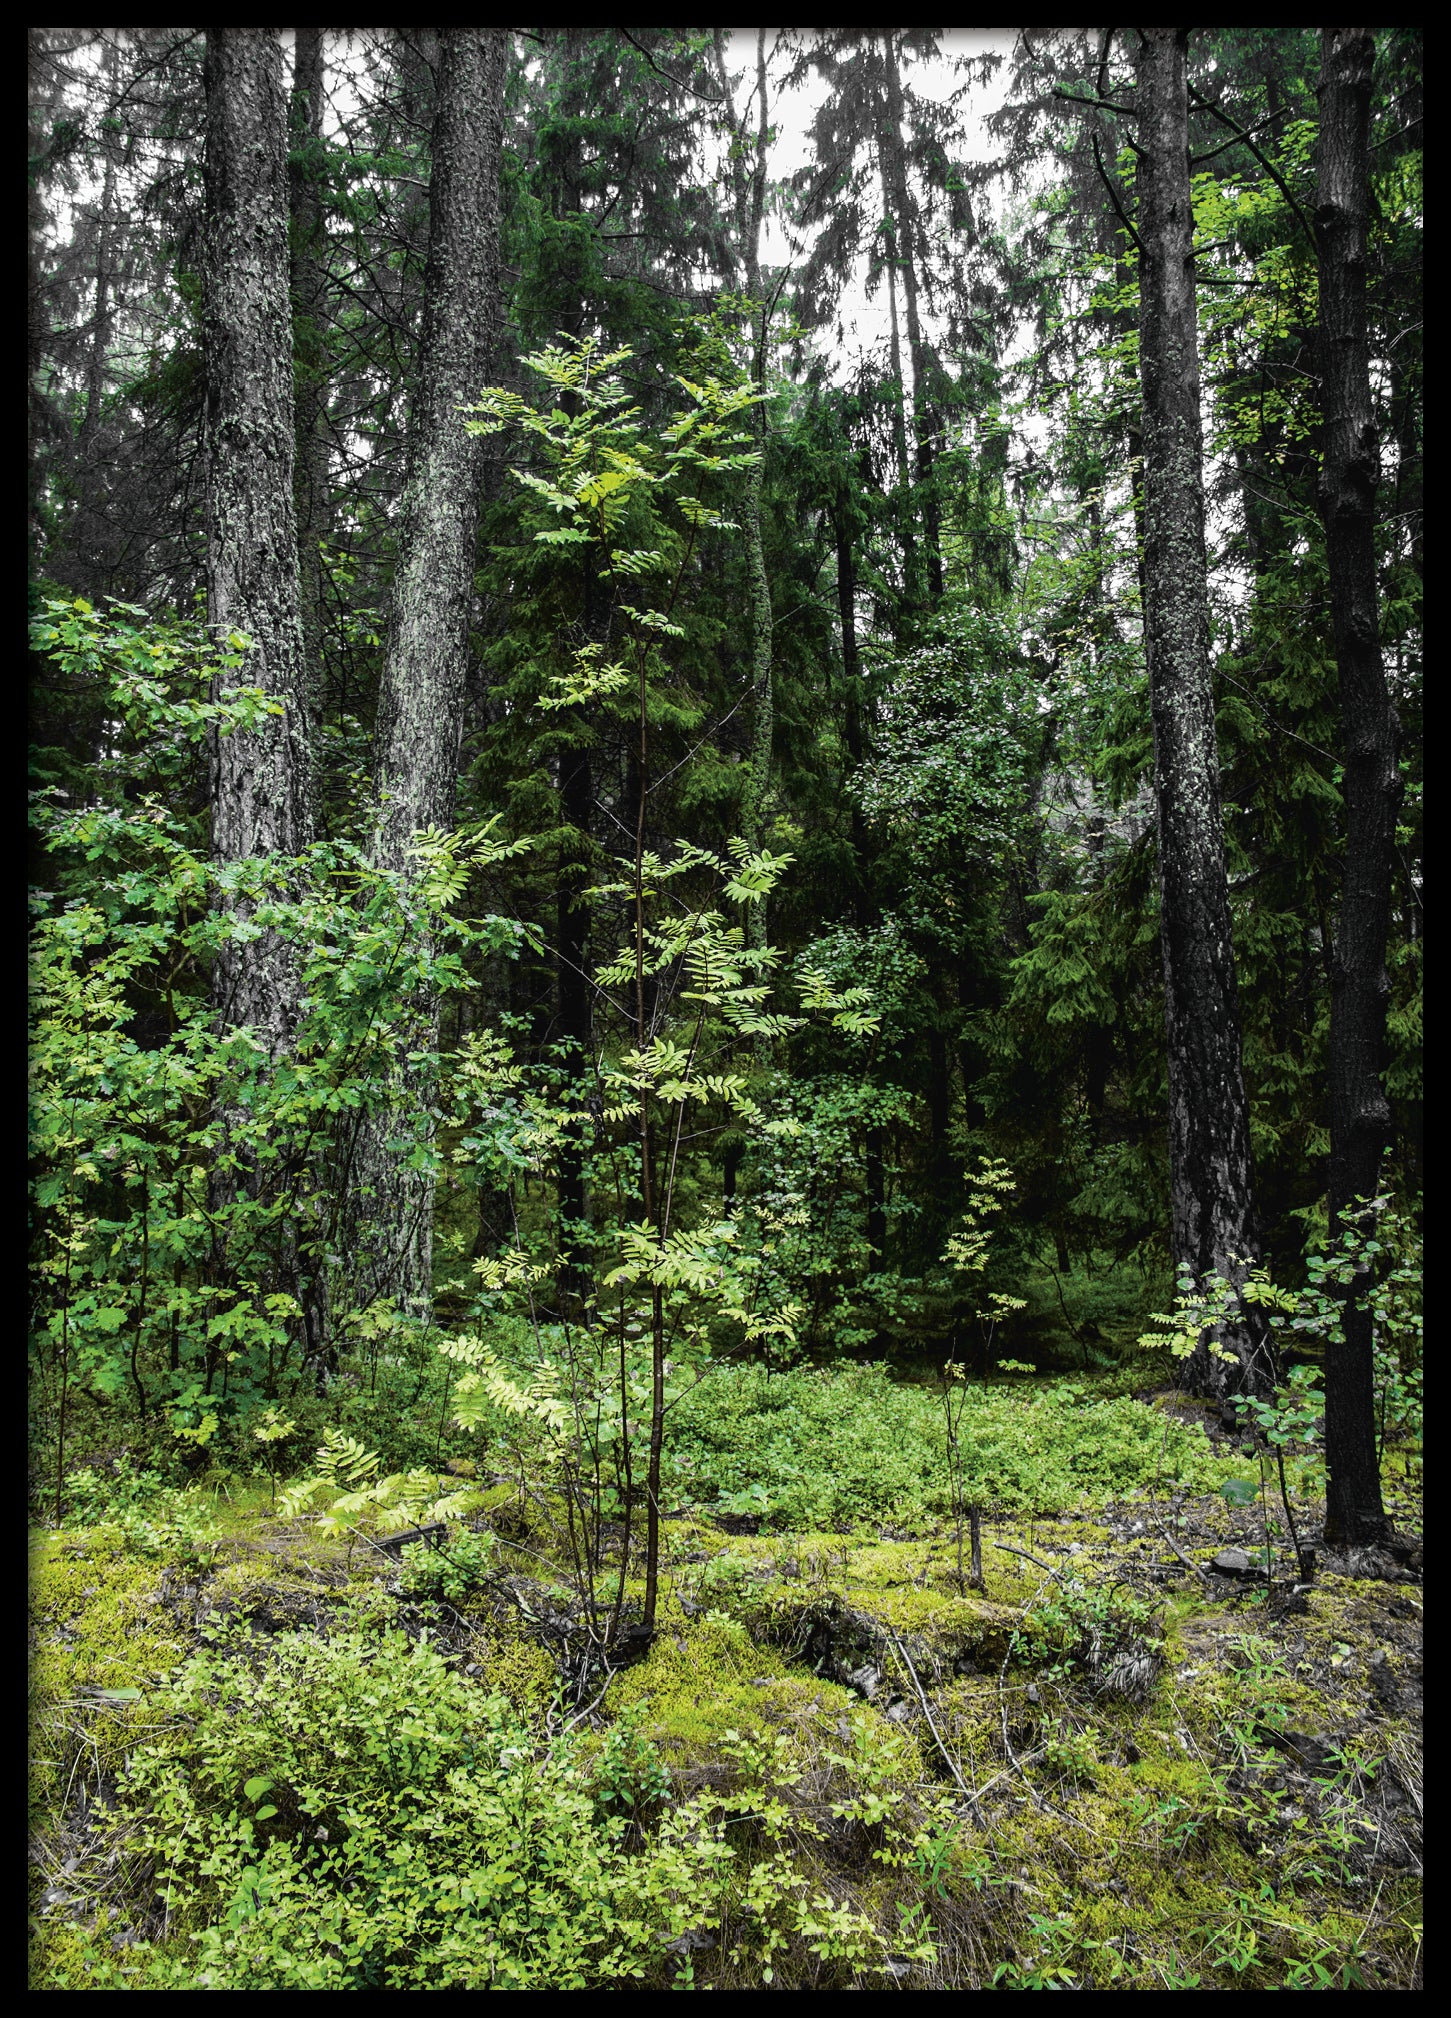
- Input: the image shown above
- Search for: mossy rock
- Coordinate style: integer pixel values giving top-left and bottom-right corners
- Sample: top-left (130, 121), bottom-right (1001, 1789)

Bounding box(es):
top-left (605, 1612), bottom-right (857, 1773)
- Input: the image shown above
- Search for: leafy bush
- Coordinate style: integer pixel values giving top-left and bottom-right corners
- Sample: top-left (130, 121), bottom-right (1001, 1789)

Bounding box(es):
top-left (103, 1627), bottom-right (734, 1988)
top-left (70, 1623), bottom-right (927, 1991)
top-left (53, 1457), bottom-right (219, 1561)
top-left (397, 1526), bottom-right (496, 1604)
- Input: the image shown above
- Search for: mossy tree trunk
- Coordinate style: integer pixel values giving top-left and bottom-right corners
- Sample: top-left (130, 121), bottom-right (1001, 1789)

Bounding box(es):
top-left (203, 27), bottom-right (314, 996)
top-left (349, 28), bottom-right (508, 1322)
top-left (201, 29), bottom-right (319, 1379)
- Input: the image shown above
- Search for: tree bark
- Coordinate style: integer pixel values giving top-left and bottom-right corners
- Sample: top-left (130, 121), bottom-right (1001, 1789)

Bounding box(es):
top-left (352, 27), bottom-right (507, 1320)
top-left (880, 32), bottom-right (943, 602)
top-left (1316, 27), bottom-right (1397, 1546)
top-left (875, 118), bottom-right (919, 619)
top-left (555, 728), bottom-right (593, 1313)
top-left (1135, 27), bottom-right (1271, 1399)
top-left (203, 28), bottom-right (314, 1029)
top-left (201, 28), bottom-right (317, 1384)
top-left (718, 28), bottom-right (775, 949)
top-left (289, 26), bottom-right (331, 806)
top-left (834, 508), bottom-right (887, 1277)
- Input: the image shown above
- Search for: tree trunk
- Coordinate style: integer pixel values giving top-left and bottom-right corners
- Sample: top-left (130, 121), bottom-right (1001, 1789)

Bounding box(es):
top-left (352, 28), bottom-right (507, 1320)
top-left (1135, 27), bottom-right (1271, 1399)
top-left (555, 730), bottom-right (593, 1314)
top-left (80, 53), bottom-right (118, 460)
top-left (204, 27), bottom-right (314, 956)
top-left (201, 27), bottom-right (317, 1380)
top-left (835, 511), bottom-right (872, 931)
top-left (1315, 27), bottom-right (1398, 1546)
top-left (875, 121), bottom-right (919, 619)
top-left (735, 30), bottom-right (775, 951)
top-left (289, 25), bottom-right (331, 806)
top-left (834, 509), bottom-right (887, 1280)
top-left (880, 32), bottom-right (943, 601)
top-left (203, 27), bottom-right (314, 1033)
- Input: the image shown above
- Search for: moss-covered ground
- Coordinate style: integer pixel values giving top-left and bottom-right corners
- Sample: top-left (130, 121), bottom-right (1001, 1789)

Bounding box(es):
top-left (29, 1409), bottom-right (1422, 1990)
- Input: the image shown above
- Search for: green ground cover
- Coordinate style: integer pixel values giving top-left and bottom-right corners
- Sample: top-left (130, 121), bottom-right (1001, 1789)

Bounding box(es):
top-left (29, 1366), bottom-right (1421, 1991)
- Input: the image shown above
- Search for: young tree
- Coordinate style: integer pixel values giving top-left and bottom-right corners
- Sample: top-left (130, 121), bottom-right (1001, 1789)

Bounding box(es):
top-left (1135, 27), bottom-right (1270, 1398)
top-left (350, 27), bottom-right (508, 1320)
top-left (1316, 27), bottom-right (1399, 1546)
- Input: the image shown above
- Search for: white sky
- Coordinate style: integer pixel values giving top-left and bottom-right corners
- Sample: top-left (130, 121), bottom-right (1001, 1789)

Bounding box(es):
top-left (726, 29), bottom-right (1018, 378)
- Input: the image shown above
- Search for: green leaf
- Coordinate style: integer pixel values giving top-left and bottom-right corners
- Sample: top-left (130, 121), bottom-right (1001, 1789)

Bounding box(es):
top-left (1219, 1478), bottom-right (1258, 1507)
top-left (244, 1775), bottom-right (274, 1801)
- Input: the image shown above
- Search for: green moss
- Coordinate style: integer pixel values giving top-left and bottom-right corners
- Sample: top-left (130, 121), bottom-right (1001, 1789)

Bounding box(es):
top-left (30, 1535), bottom-right (189, 1810)
top-left (606, 1613), bottom-right (856, 1770)
top-left (469, 1620), bottom-right (558, 1715)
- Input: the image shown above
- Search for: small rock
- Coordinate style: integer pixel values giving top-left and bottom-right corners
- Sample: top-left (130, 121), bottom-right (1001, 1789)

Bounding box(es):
top-left (665, 1927), bottom-right (717, 1956)
top-left (884, 1699), bottom-right (912, 1725)
top-left (1025, 1684), bottom-right (1040, 1705)
top-left (1211, 1548), bottom-right (1255, 1577)
top-left (846, 1662), bottom-right (883, 1702)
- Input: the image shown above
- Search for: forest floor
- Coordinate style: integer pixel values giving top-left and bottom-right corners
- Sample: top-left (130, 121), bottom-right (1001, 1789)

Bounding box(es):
top-left (30, 1404), bottom-right (1422, 1991)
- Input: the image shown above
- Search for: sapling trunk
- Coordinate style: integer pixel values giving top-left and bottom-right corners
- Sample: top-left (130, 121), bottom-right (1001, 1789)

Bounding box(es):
top-left (1274, 1444), bottom-right (1312, 1582)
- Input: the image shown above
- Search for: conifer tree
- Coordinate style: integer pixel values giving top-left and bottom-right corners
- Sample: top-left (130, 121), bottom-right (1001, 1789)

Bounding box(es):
top-left (350, 28), bottom-right (508, 1320)
top-left (1135, 27), bottom-right (1270, 1398)
top-left (1316, 27), bottom-right (1399, 1546)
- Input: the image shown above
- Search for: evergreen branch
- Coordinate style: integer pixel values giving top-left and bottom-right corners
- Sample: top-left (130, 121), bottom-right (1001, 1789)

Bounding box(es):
top-left (1053, 87), bottom-right (1138, 118)
top-left (1092, 132), bottom-right (1143, 258)
top-left (615, 28), bottom-right (724, 108)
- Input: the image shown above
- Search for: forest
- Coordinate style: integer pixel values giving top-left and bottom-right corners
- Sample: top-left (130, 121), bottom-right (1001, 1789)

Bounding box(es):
top-left (28, 25), bottom-right (1421, 1991)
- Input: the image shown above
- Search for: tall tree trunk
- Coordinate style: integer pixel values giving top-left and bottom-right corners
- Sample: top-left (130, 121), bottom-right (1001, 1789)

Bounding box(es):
top-left (879, 32), bottom-right (943, 601)
top-left (1316, 27), bottom-right (1398, 1546)
top-left (352, 27), bottom-right (507, 1320)
top-left (203, 28), bottom-right (314, 1035)
top-left (1135, 27), bottom-right (1271, 1400)
top-left (875, 116), bottom-right (919, 620)
top-left (729, 29), bottom-right (775, 951)
top-left (80, 57), bottom-right (118, 460)
top-left (834, 511), bottom-right (887, 1275)
top-left (201, 28), bottom-right (316, 1382)
top-left (289, 26), bottom-right (331, 807)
